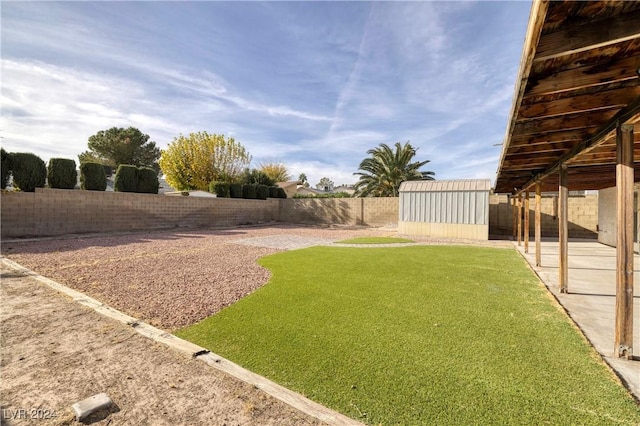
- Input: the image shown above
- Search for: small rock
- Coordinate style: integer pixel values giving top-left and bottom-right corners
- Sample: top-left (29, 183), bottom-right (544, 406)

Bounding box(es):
top-left (72, 392), bottom-right (114, 423)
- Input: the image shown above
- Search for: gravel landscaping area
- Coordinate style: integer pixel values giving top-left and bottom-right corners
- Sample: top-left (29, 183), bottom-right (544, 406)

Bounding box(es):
top-left (0, 225), bottom-right (392, 331)
top-left (1, 224), bottom-right (512, 331)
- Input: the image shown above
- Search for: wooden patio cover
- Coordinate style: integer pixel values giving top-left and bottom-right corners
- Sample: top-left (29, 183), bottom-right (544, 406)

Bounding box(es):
top-left (495, 0), bottom-right (640, 195)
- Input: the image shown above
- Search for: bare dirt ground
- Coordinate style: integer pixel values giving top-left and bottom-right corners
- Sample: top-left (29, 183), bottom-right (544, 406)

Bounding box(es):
top-left (0, 262), bottom-right (325, 426)
top-left (1, 224), bottom-right (512, 426)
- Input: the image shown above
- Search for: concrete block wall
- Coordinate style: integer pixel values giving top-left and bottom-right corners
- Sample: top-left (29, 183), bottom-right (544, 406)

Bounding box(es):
top-left (1, 189), bottom-right (598, 239)
top-left (1, 188), bottom-right (279, 238)
top-left (362, 197), bottom-right (399, 226)
top-left (489, 194), bottom-right (598, 238)
top-left (597, 185), bottom-right (640, 249)
top-left (278, 197), bottom-right (398, 227)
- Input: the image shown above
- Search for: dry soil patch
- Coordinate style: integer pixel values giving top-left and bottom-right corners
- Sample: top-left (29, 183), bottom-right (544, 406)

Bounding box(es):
top-left (0, 263), bottom-right (325, 426)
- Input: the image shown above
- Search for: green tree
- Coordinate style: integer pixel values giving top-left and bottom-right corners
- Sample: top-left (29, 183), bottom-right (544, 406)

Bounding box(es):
top-left (316, 177), bottom-right (334, 192)
top-left (298, 173), bottom-right (310, 188)
top-left (258, 160), bottom-right (290, 182)
top-left (159, 132), bottom-right (251, 191)
top-left (353, 141), bottom-right (434, 197)
top-left (242, 168), bottom-right (275, 186)
top-left (80, 127), bottom-right (160, 173)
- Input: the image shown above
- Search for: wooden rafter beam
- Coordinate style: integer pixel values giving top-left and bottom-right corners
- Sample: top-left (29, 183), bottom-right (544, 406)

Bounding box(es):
top-left (510, 129), bottom-right (591, 146)
top-left (518, 86), bottom-right (640, 120)
top-left (535, 8), bottom-right (640, 62)
top-left (513, 109), bottom-right (617, 135)
top-left (568, 146), bottom-right (640, 165)
top-left (507, 140), bottom-right (577, 155)
top-left (504, 151), bottom-right (567, 162)
top-left (531, 38), bottom-right (640, 78)
top-left (522, 79), bottom-right (640, 106)
top-left (525, 55), bottom-right (640, 97)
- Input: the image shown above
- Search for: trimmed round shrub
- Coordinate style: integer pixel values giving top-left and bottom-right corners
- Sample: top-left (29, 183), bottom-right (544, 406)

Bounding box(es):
top-left (48, 158), bottom-right (77, 189)
top-left (256, 184), bottom-right (269, 200)
top-left (277, 187), bottom-right (287, 198)
top-left (114, 165), bottom-right (138, 192)
top-left (11, 152), bottom-right (46, 192)
top-left (209, 181), bottom-right (230, 197)
top-left (115, 165), bottom-right (159, 193)
top-left (242, 184), bottom-right (256, 199)
top-left (268, 186), bottom-right (279, 198)
top-left (80, 162), bottom-right (107, 191)
top-left (1, 148), bottom-right (11, 189)
top-left (229, 183), bottom-right (243, 198)
top-left (136, 166), bottom-right (159, 194)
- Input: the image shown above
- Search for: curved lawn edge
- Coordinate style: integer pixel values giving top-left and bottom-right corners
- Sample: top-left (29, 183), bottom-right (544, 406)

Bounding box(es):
top-left (176, 245), bottom-right (640, 425)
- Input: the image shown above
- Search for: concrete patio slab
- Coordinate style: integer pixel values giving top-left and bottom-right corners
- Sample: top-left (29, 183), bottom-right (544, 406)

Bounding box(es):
top-left (514, 240), bottom-right (640, 401)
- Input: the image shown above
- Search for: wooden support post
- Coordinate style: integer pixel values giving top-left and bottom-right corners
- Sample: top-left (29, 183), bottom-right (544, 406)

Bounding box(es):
top-left (524, 191), bottom-right (530, 253)
top-left (511, 195), bottom-right (517, 241)
top-left (535, 182), bottom-right (542, 267)
top-left (559, 164), bottom-right (568, 293)
top-left (615, 123), bottom-right (634, 359)
top-left (517, 194), bottom-right (523, 246)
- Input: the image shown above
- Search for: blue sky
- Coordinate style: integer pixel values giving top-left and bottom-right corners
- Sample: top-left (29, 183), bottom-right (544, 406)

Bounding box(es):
top-left (1, 1), bottom-right (531, 187)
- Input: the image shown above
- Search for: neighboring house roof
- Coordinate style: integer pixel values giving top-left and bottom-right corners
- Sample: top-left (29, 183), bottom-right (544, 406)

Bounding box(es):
top-left (277, 180), bottom-right (302, 198)
top-left (296, 186), bottom-right (324, 195)
top-left (400, 179), bottom-right (491, 192)
top-left (277, 180), bottom-right (302, 189)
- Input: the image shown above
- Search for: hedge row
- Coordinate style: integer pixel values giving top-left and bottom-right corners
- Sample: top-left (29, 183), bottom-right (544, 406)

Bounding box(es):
top-left (1, 150), bottom-right (285, 200)
top-left (9, 152), bottom-right (47, 192)
top-left (209, 182), bottom-right (287, 199)
top-left (48, 158), bottom-right (77, 189)
top-left (114, 165), bottom-right (159, 194)
top-left (1, 148), bottom-right (12, 190)
top-left (80, 162), bottom-right (107, 191)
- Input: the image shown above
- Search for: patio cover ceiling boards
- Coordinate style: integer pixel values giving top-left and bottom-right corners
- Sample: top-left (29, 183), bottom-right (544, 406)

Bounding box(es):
top-left (494, 0), bottom-right (640, 194)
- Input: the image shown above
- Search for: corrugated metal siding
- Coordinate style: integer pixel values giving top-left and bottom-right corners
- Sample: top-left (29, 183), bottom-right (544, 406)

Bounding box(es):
top-left (398, 179), bottom-right (490, 225)
top-left (400, 191), bottom-right (488, 225)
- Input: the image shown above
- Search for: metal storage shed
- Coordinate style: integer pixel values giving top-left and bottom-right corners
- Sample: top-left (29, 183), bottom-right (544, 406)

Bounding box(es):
top-left (398, 179), bottom-right (491, 240)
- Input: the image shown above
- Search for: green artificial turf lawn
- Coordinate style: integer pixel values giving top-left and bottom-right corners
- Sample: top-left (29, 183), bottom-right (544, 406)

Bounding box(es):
top-left (336, 237), bottom-right (415, 244)
top-left (177, 246), bottom-right (640, 425)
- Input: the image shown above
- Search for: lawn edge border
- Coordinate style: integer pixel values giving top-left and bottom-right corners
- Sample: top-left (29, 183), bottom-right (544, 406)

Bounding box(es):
top-left (0, 256), bottom-right (365, 426)
top-left (511, 248), bottom-right (640, 405)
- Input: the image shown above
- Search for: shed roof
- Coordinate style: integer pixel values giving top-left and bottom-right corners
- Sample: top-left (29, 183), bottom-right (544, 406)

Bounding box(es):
top-left (399, 179), bottom-right (491, 192)
top-left (494, 0), bottom-right (640, 194)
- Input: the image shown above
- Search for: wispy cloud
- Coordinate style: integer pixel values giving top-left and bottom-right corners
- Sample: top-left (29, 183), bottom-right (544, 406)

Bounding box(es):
top-left (1, 1), bottom-right (530, 186)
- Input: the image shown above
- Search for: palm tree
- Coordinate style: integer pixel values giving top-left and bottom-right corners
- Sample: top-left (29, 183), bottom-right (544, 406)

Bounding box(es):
top-left (353, 141), bottom-right (434, 197)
